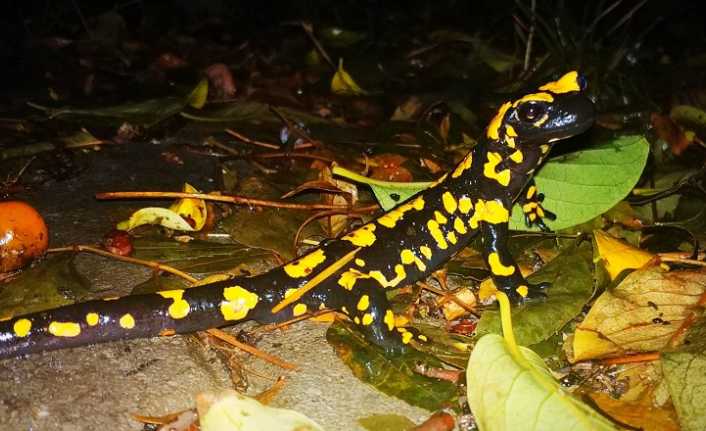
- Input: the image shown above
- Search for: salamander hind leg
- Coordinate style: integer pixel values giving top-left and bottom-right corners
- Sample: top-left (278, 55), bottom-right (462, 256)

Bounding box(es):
top-left (324, 280), bottom-right (409, 356)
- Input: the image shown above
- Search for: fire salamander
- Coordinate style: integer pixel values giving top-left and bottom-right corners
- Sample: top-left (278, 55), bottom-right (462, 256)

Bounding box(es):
top-left (0, 71), bottom-right (594, 359)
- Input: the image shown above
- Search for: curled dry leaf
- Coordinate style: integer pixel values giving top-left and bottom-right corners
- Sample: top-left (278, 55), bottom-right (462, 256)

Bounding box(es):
top-left (593, 230), bottom-right (655, 280)
top-left (571, 265), bottom-right (706, 362)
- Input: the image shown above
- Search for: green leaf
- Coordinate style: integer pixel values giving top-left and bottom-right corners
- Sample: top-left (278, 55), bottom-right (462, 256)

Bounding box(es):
top-left (467, 333), bottom-right (620, 431)
top-left (358, 414), bottom-right (416, 431)
top-left (0, 254), bottom-right (91, 318)
top-left (334, 135), bottom-right (649, 232)
top-left (662, 318), bottom-right (706, 431)
top-left (475, 241), bottom-right (594, 346)
top-left (511, 135), bottom-right (650, 230)
top-left (326, 320), bottom-right (457, 411)
top-left (331, 165), bottom-right (431, 210)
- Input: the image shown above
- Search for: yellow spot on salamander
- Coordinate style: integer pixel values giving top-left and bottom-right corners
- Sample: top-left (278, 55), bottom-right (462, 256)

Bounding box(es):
top-left (434, 211), bottom-right (448, 225)
top-left (418, 334), bottom-right (428, 342)
top-left (355, 258), bottom-right (366, 267)
top-left (357, 295), bottom-right (370, 311)
top-left (446, 231), bottom-right (458, 244)
top-left (516, 285), bottom-right (529, 297)
top-left (509, 150), bottom-right (524, 163)
top-left (221, 285), bottom-right (259, 321)
top-left (526, 185), bottom-right (537, 199)
top-left (292, 303), bottom-right (307, 317)
top-left (284, 249), bottom-right (327, 278)
top-left (338, 265), bottom-right (408, 290)
top-left (426, 220), bottom-right (448, 250)
top-left (377, 197), bottom-right (425, 228)
top-left (85, 313), bottom-right (99, 326)
top-left (504, 125), bottom-right (518, 148)
top-left (343, 223), bottom-right (377, 247)
top-left (400, 249), bottom-right (427, 272)
top-left (119, 314), bottom-right (135, 329)
top-left (420, 245), bottom-right (432, 260)
top-left (401, 331), bottom-right (413, 344)
top-left (523, 201), bottom-right (538, 213)
top-left (158, 289), bottom-right (190, 319)
top-left (483, 152), bottom-right (511, 186)
top-left (442, 192), bottom-right (458, 214)
top-left (354, 316), bottom-right (360, 324)
top-left (458, 197), bottom-right (473, 214)
top-left (486, 102), bottom-right (511, 140)
top-left (512, 92), bottom-right (554, 107)
top-left (488, 252), bottom-right (516, 276)
top-left (13, 318), bottom-right (31, 337)
top-left (469, 199), bottom-right (510, 229)
top-left (453, 217), bottom-right (467, 234)
top-left (384, 310), bottom-right (395, 331)
top-left (48, 321), bottom-right (81, 337)
top-left (533, 113), bottom-right (549, 127)
top-left (539, 71), bottom-right (581, 94)
top-left (540, 144), bottom-right (550, 154)
top-left (451, 153), bottom-right (473, 178)
top-left (284, 288), bottom-right (298, 298)
top-left (361, 313), bottom-right (373, 325)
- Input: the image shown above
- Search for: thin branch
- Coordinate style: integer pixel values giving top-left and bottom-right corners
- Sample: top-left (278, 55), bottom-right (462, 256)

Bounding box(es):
top-left (206, 328), bottom-right (298, 370)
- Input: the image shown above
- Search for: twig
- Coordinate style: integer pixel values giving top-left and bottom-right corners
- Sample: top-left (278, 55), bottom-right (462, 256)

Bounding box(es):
top-left (658, 255), bottom-right (706, 267)
top-left (95, 191), bottom-right (380, 212)
top-left (293, 21), bottom-right (336, 70)
top-left (523, 0), bottom-right (536, 72)
top-left (269, 105), bottom-right (318, 147)
top-left (205, 328), bottom-right (298, 370)
top-left (601, 352), bottom-right (660, 365)
top-left (47, 245), bottom-right (198, 283)
top-left (225, 128), bottom-right (280, 149)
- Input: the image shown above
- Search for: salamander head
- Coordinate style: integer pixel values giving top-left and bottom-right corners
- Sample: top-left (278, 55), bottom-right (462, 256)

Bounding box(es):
top-left (486, 71), bottom-right (595, 146)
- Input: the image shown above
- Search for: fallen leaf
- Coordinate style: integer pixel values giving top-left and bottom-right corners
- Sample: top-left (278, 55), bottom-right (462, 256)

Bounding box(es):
top-left (467, 333), bottom-right (619, 431)
top-left (331, 58), bottom-right (368, 96)
top-left (572, 265), bottom-right (706, 362)
top-left (117, 183), bottom-right (207, 232)
top-left (593, 230), bottom-right (655, 280)
top-left (196, 390), bottom-right (323, 431)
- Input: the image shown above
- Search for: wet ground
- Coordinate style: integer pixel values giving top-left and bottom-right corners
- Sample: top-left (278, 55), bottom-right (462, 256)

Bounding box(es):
top-left (0, 141), bottom-right (429, 430)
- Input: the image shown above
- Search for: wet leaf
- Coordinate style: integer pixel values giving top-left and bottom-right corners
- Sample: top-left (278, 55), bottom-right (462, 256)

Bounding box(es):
top-left (326, 320), bottom-right (458, 411)
top-left (117, 184), bottom-right (207, 232)
top-left (572, 266), bottom-right (706, 362)
top-left (475, 241), bottom-right (594, 346)
top-left (671, 105), bottom-right (706, 137)
top-left (180, 101), bottom-right (332, 125)
top-left (197, 390), bottom-right (324, 431)
top-left (467, 334), bottom-right (620, 431)
top-left (358, 414), bottom-right (416, 431)
top-left (662, 318), bottom-right (706, 431)
top-left (593, 230), bottom-right (655, 280)
top-left (0, 254), bottom-right (91, 318)
top-left (331, 59), bottom-right (368, 96)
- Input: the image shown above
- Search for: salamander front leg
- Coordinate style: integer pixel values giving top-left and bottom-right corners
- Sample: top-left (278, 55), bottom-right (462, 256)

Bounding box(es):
top-left (480, 220), bottom-right (549, 303)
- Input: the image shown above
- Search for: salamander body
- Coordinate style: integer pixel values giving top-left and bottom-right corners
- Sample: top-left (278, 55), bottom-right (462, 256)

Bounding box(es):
top-left (0, 71), bottom-right (594, 359)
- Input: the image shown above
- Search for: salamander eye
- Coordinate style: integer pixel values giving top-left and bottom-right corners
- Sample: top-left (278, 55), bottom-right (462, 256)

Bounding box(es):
top-left (517, 102), bottom-right (546, 122)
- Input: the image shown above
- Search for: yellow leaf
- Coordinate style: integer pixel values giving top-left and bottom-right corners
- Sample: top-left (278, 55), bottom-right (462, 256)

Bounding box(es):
top-left (169, 183), bottom-right (208, 231)
top-left (331, 59), bottom-right (368, 96)
top-left (117, 183), bottom-right (207, 232)
top-left (441, 287), bottom-right (477, 320)
top-left (571, 265), bottom-right (706, 362)
top-left (186, 78), bottom-right (209, 109)
top-left (593, 230), bottom-right (654, 280)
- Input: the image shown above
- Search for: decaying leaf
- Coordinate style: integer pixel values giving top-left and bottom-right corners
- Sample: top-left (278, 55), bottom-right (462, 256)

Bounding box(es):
top-left (571, 265), bottom-right (706, 362)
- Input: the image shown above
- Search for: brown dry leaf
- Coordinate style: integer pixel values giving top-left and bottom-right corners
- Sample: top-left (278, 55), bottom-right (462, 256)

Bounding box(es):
top-left (588, 362), bottom-right (679, 431)
top-left (441, 287), bottom-right (477, 320)
top-left (368, 153), bottom-right (413, 182)
top-left (571, 265), bottom-right (706, 362)
top-left (593, 230), bottom-right (655, 280)
top-left (651, 112), bottom-right (693, 155)
top-left (319, 167), bottom-right (358, 237)
top-left (390, 96), bottom-right (423, 121)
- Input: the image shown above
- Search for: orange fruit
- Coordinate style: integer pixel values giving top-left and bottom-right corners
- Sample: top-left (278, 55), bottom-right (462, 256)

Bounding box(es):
top-left (0, 201), bottom-right (49, 272)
